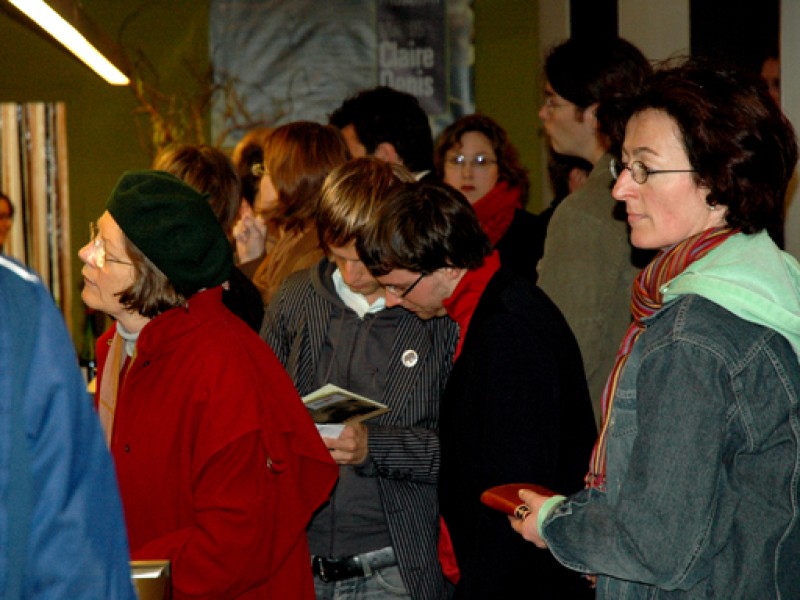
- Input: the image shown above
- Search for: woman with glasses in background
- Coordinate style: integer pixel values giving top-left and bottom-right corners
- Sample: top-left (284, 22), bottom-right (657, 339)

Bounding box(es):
top-left (511, 59), bottom-right (800, 598)
top-left (434, 114), bottom-right (543, 281)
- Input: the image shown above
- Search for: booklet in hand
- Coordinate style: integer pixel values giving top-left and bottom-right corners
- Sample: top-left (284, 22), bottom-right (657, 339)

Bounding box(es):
top-left (302, 383), bottom-right (389, 438)
top-left (480, 483), bottom-right (556, 520)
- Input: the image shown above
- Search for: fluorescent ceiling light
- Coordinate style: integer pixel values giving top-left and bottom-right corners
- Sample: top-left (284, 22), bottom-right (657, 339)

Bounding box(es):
top-left (9, 0), bottom-right (129, 85)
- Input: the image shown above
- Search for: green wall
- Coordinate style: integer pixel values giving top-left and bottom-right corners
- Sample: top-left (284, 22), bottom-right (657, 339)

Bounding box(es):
top-left (474, 0), bottom-right (543, 211)
top-left (0, 1), bottom-right (210, 343)
top-left (0, 1), bottom-right (543, 345)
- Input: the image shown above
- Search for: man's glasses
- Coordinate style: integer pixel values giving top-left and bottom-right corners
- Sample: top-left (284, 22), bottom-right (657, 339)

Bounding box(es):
top-left (384, 272), bottom-right (426, 299)
top-left (542, 93), bottom-right (573, 111)
top-left (610, 159), bottom-right (696, 185)
top-left (89, 222), bottom-right (132, 268)
top-left (444, 154), bottom-right (498, 170)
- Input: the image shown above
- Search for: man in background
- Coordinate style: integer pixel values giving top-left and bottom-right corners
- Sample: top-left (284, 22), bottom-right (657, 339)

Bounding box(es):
top-left (536, 37), bottom-right (653, 428)
top-left (329, 86), bottom-right (434, 179)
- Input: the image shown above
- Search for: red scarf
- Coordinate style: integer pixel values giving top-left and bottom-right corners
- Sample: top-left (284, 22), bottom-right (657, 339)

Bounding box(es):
top-left (442, 251), bottom-right (502, 361)
top-left (586, 227), bottom-right (738, 490)
top-left (472, 182), bottom-right (522, 246)
top-left (438, 250), bottom-right (502, 584)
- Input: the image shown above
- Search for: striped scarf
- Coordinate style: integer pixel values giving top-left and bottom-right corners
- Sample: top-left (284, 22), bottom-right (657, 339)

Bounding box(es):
top-left (585, 226), bottom-right (738, 490)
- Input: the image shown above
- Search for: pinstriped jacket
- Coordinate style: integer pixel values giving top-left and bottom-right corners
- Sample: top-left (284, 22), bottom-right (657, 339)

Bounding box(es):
top-left (261, 259), bottom-right (458, 600)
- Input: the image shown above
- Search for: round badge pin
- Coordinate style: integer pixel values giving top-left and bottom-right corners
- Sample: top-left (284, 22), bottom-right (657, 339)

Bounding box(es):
top-left (402, 349), bottom-right (418, 368)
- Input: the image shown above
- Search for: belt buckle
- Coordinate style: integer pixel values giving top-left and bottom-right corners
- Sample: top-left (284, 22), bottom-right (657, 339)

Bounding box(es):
top-left (315, 556), bottom-right (361, 583)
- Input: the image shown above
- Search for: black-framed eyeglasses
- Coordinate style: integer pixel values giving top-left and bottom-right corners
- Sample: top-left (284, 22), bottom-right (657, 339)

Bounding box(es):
top-left (89, 222), bottom-right (132, 268)
top-left (384, 272), bottom-right (426, 299)
top-left (444, 154), bottom-right (498, 169)
top-left (610, 158), bottom-right (696, 185)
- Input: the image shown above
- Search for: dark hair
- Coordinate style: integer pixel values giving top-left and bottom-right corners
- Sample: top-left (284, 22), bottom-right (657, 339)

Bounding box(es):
top-left (545, 37), bottom-right (652, 153)
top-left (231, 127), bottom-right (271, 208)
top-left (547, 150), bottom-right (592, 203)
top-left (317, 157), bottom-right (415, 251)
top-left (153, 144), bottom-right (241, 235)
top-left (434, 114), bottom-right (530, 201)
top-left (329, 86), bottom-right (433, 173)
top-left (263, 121), bottom-right (350, 233)
top-left (117, 236), bottom-right (186, 319)
top-left (358, 181), bottom-right (492, 276)
top-left (625, 58), bottom-right (798, 234)
top-left (0, 193), bottom-right (13, 218)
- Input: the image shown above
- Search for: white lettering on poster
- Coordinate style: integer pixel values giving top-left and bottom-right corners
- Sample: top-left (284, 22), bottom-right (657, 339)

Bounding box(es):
top-left (379, 40), bottom-right (435, 97)
top-left (379, 41), bottom-right (434, 68)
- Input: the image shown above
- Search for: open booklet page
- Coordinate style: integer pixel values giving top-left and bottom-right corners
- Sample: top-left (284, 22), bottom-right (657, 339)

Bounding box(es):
top-left (302, 383), bottom-right (390, 438)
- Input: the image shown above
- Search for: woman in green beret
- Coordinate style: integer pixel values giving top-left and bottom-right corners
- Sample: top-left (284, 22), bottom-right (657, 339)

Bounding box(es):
top-left (79, 170), bottom-right (337, 599)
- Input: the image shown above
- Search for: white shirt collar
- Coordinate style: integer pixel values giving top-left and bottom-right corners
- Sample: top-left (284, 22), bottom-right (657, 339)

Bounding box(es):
top-left (332, 268), bottom-right (385, 318)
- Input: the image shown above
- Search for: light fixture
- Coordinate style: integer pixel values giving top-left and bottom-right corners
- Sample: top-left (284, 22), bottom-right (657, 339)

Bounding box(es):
top-left (8, 0), bottom-right (129, 85)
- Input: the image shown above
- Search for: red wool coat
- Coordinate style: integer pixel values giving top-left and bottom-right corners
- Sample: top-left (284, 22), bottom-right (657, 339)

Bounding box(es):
top-left (96, 287), bottom-right (337, 599)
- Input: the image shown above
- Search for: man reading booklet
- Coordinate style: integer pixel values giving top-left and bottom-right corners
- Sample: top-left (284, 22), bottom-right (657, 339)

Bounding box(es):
top-left (261, 159), bottom-right (458, 599)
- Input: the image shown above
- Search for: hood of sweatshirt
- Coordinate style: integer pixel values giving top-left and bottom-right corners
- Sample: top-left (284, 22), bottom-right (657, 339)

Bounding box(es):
top-left (661, 231), bottom-right (800, 361)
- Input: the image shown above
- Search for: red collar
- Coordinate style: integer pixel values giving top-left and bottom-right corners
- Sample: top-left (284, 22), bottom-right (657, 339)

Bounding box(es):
top-left (442, 251), bottom-right (501, 361)
top-left (471, 182), bottom-right (522, 245)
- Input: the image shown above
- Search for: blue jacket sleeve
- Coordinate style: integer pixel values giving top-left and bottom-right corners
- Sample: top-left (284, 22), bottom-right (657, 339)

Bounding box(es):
top-left (3, 265), bottom-right (136, 599)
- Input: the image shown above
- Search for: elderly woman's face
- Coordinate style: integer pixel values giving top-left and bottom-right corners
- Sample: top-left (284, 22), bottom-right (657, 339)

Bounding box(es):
top-left (79, 211), bottom-right (135, 321)
top-left (613, 109), bottom-right (726, 250)
top-left (443, 131), bottom-right (499, 204)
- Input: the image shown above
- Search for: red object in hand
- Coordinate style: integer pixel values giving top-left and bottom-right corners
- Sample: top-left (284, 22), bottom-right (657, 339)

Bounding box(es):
top-left (480, 483), bottom-right (555, 519)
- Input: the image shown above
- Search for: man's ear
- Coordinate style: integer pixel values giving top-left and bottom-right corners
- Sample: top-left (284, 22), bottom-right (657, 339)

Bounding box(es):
top-left (374, 142), bottom-right (403, 165)
top-left (584, 103), bottom-right (600, 129)
top-left (440, 266), bottom-right (466, 281)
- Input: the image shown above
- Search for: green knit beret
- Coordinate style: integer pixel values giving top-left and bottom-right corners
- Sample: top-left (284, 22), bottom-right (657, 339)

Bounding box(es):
top-left (106, 170), bottom-right (233, 297)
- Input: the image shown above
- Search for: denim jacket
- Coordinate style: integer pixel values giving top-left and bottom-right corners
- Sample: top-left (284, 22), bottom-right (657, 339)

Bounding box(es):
top-left (541, 294), bottom-right (800, 598)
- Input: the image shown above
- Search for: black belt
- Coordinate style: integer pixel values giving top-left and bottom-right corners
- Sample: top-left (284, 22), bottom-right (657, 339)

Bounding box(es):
top-left (312, 546), bottom-right (397, 583)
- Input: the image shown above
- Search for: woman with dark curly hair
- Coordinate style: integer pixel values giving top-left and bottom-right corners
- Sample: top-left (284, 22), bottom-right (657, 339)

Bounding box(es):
top-left (511, 59), bottom-right (800, 598)
top-left (435, 114), bottom-right (542, 280)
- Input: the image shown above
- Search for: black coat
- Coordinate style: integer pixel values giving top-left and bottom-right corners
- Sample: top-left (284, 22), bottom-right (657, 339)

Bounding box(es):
top-left (495, 208), bottom-right (547, 283)
top-left (439, 267), bottom-right (597, 600)
top-left (223, 265), bottom-right (264, 332)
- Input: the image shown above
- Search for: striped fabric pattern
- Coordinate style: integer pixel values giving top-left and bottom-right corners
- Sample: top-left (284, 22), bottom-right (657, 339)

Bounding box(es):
top-left (586, 227), bottom-right (738, 490)
top-left (261, 265), bottom-right (458, 599)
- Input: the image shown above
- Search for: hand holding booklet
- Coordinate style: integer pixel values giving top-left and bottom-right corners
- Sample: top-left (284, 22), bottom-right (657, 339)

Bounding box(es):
top-left (302, 383), bottom-right (390, 438)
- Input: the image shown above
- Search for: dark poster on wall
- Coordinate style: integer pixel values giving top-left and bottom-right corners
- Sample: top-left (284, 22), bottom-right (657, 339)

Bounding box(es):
top-left (209, 0), bottom-right (473, 147)
top-left (377, 0), bottom-right (447, 114)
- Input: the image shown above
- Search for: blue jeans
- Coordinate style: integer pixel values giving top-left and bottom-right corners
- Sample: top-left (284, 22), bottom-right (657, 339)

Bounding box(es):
top-left (314, 565), bottom-right (411, 600)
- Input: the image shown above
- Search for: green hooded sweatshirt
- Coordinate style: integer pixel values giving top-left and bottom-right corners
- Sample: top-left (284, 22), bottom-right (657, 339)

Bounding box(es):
top-left (660, 230), bottom-right (800, 362)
